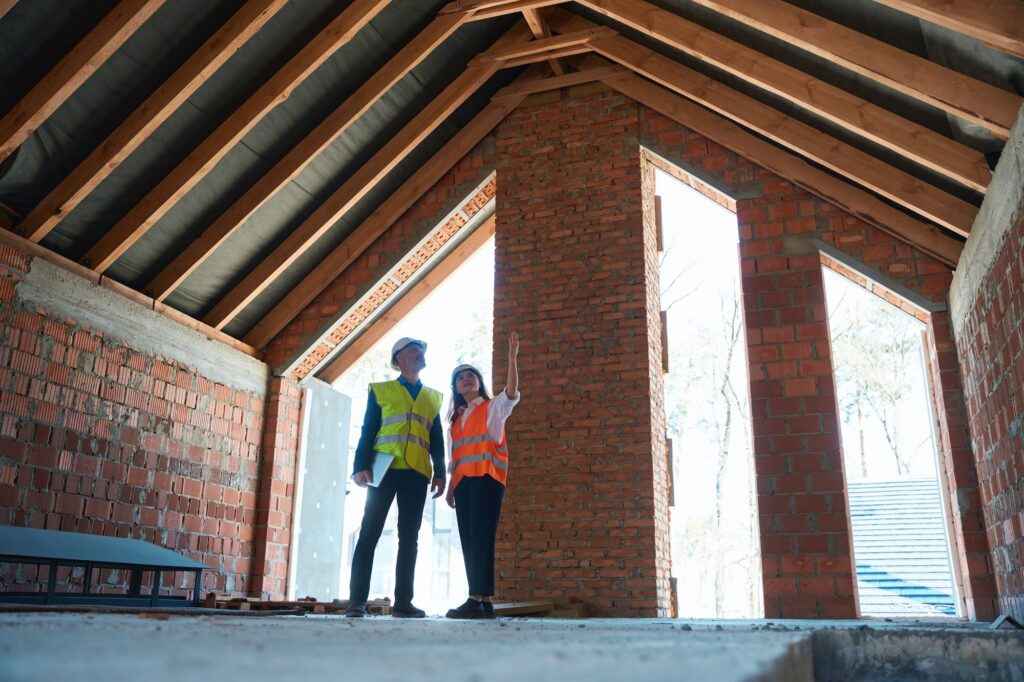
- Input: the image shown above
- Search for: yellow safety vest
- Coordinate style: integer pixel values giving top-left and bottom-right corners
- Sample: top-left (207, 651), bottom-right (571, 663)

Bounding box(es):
top-left (370, 380), bottom-right (443, 480)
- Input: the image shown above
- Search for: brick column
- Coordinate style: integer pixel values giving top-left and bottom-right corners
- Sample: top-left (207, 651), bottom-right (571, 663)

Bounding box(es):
top-left (739, 193), bottom-right (857, 619)
top-left (250, 376), bottom-right (301, 599)
top-left (924, 311), bottom-right (998, 620)
top-left (493, 86), bottom-right (671, 617)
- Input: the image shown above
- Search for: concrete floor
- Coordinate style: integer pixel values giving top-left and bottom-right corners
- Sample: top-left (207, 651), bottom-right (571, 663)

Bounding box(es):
top-left (0, 614), bottom-right (1021, 682)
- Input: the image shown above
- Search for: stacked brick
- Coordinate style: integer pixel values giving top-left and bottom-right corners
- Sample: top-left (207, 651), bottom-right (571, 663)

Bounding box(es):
top-left (640, 107), bottom-right (995, 618)
top-left (493, 86), bottom-right (672, 617)
top-left (954, 209), bottom-right (1024, 620)
top-left (0, 244), bottom-right (267, 597)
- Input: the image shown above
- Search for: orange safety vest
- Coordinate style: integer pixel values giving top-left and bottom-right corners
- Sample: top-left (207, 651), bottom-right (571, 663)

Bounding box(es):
top-left (450, 399), bottom-right (509, 493)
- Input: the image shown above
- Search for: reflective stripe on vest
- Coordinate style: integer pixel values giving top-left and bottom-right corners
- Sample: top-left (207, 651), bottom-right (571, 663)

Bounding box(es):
top-left (370, 380), bottom-right (442, 479)
top-left (450, 399), bottom-right (509, 492)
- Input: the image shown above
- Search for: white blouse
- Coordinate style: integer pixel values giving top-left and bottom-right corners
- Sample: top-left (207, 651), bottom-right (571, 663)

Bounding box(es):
top-left (446, 390), bottom-right (520, 460)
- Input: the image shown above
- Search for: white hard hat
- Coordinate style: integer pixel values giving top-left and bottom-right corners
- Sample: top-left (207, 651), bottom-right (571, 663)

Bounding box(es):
top-left (451, 363), bottom-right (482, 384)
top-left (390, 337), bottom-right (427, 370)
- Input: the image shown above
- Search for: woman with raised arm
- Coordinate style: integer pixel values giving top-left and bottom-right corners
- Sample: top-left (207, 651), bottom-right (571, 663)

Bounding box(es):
top-left (444, 332), bottom-right (520, 620)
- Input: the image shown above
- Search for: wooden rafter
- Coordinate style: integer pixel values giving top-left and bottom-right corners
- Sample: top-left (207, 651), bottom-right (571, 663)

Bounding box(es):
top-left (0, 1), bottom-right (19, 22)
top-left (0, 0), bottom-right (165, 165)
top-left (522, 8), bottom-right (565, 75)
top-left (19, 0), bottom-right (288, 243)
top-left (444, 0), bottom-right (569, 21)
top-left (573, 0), bottom-right (991, 193)
top-left (549, 11), bottom-right (978, 235)
top-left (243, 68), bottom-right (543, 349)
top-left (318, 214), bottom-right (497, 383)
top-left (499, 43), bottom-right (595, 69)
top-left (145, 11), bottom-right (470, 302)
top-left (874, 0), bottom-right (1024, 59)
top-left (80, 0), bottom-right (391, 273)
top-left (684, 0), bottom-right (1021, 137)
top-left (591, 58), bottom-right (963, 265)
top-left (203, 22), bottom-right (534, 331)
top-left (491, 65), bottom-right (630, 100)
top-left (475, 27), bottom-right (614, 62)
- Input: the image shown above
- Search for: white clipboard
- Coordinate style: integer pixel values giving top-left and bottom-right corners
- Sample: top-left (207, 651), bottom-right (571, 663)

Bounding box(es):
top-left (367, 452), bottom-right (395, 488)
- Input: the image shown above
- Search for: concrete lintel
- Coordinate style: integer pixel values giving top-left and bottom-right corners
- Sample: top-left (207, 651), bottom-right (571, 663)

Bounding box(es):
top-left (17, 258), bottom-right (270, 394)
top-left (950, 105), bottom-right (1024, 334)
top-left (810, 239), bottom-right (948, 314)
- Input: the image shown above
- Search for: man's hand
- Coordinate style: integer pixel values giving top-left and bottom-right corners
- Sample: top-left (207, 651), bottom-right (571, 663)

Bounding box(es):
top-left (430, 478), bottom-right (446, 499)
top-left (353, 469), bottom-right (373, 487)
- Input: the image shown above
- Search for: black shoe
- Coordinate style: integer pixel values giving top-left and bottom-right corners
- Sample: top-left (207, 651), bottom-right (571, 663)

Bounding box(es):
top-left (346, 603), bottom-right (366, 618)
top-left (446, 598), bottom-right (484, 620)
top-left (392, 602), bottom-right (426, 618)
top-left (481, 601), bottom-right (495, 619)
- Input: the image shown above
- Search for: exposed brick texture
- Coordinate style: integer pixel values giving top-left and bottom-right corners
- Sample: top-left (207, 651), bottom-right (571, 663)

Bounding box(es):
top-left (0, 243), bottom-right (295, 599)
top-left (493, 86), bottom-right (672, 617)
top-left (264, 138), bottom-right (497, 376)
top-left (954, 210), bottom-right (1024, 620)
top-left (640, 106), bottom-right (994, 619)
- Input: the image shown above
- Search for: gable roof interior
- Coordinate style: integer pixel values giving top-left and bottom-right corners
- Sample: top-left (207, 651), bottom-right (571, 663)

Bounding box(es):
top-left (0, 0), bottom-right (1021, 352)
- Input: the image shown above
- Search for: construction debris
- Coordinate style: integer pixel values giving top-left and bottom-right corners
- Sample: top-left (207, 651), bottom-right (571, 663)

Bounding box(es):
top-left (203, 594), bottom-right (392, 616)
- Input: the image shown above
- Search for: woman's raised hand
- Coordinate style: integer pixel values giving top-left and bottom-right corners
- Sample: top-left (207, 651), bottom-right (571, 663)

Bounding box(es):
top-left (508, 331), bottom-right (519, 359)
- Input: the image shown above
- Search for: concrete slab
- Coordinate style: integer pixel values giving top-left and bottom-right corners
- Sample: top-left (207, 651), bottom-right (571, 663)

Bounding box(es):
top-left (0, 614), bottom-right (812, 682)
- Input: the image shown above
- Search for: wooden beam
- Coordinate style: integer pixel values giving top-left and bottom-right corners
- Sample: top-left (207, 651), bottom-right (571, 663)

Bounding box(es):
top-left (574, 0), bottom-right (991, 193)
top-left (203, 22), bottom-right (533, 331)
top-left (80, 0), bottom-right (390, 273)
top-left (598, 63), bottom-right (963, 265)
top-left (499, 43), bottom-right (594, 68)
top-left (522, 8), bottom-right (566, 76)
top-left (549, 12), bottom-right (978, 235)
top-left (317, 214), bottom-right (496, 383)
top-left (475, 27), bottom-right (614, 62)
top-left (444, 0), bottom-right (568, 20)
top-left (491, 65), bottom-right (630, 99)
top-left (18, 0), bottom-right (288, 243)
top-left (874, 0), bottom-right (1024, 58)
top-left (0, 0), bottom-right (19, 21)
top-left (0, 227), bottom-right (261, 358)
top-left (683, 0), bottom-right (1021, 137)
top-left (145, 11), bottom-right (469, 302)
top-left (243, 69), bottom-right (541, 349)
top-left (0, 0), bottom-right (165, 164)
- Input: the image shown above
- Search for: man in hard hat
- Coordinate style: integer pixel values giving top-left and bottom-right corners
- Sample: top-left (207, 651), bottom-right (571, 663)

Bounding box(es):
top-left (346, 337), bottom-right (446, 618)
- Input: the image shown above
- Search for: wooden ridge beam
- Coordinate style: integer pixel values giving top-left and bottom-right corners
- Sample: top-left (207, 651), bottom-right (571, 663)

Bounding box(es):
top-left (0, 0), bottom-right (165, 164)
top-left (203, 21), bottom-right (533, 331)
top-left (81, 0), bottom-right (390, 273)
top-left (874, 0), bottom-right (1024, 59)
top-left (549, 11), bottom-right (978, 235)
top-left (19, 0), bottom-right (288, 243)
top-left (317, 214), bottom-right (496, 383)
top-left (573, 0), bottom-right (991, 193)
top-left (145, 11), bottom-right (469, 302)
top-left (242, 68), bottom-right (541, 349)
top-left (683, 0), bottom-right (1021, 137)
top-left (594, 61), bottom-right (963, 265)
top-left (522, 8), bottom-right (566, 75)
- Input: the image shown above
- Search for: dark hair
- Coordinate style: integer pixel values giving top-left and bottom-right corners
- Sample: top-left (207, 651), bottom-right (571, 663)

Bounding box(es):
top-left (447, 367), bottom-right (491, 425)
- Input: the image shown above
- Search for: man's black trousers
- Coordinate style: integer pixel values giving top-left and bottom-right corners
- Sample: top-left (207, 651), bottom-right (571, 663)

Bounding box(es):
top-left (348, 467), bottom-right (427, 605)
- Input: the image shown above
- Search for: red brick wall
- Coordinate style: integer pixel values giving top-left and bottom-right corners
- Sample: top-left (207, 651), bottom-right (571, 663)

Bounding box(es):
top-left (0, 243), bottom-right (279, 598)
top-left (265, 138), bottom-right (496, 376)
top-left (640, 107), bottom-right (994, 618)
top-left (493, 86), bottom-right (672, 617)
top-left (954, 210), bottom-right (1024, 620)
